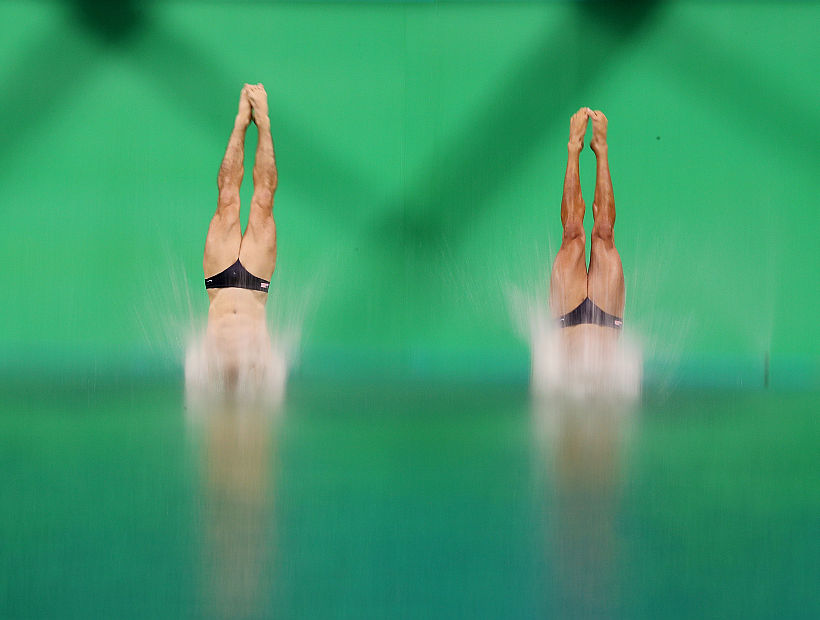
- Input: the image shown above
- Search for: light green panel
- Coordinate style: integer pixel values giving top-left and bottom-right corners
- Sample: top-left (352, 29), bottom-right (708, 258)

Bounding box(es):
top-left (0, 1), bottom-right (817, 384)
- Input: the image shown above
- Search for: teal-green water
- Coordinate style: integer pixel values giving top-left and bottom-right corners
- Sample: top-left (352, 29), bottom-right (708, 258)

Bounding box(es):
top-left (3, 381), bottom-right (817, 619)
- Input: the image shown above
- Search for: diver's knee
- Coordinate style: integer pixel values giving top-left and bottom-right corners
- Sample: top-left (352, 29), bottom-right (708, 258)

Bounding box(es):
top-left (562, 222), bottom-right (585, 247)
top-left (592, 221), bottom-right (614, 246)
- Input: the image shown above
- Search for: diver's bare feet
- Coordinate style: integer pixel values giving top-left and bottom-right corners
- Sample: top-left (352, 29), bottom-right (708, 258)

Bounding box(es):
top-left (246, 83), bottom-right (269, 126)
top-left (236, 85), bottom-right (252, 128)
top-left (590, 110), bottom-right (608, 154)
top-left (568, 107), bottom-right (590, 151)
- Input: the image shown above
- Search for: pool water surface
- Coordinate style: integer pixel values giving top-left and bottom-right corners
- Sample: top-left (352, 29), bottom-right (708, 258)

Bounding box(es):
top-left (1, 380), bottom-right (817, 619)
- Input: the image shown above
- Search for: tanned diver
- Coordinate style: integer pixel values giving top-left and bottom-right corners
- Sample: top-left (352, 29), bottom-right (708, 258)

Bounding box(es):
top-left (549, 108), bottom-right (625, 356)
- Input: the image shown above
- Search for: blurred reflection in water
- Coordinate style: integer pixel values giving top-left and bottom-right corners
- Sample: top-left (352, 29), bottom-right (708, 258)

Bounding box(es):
top-left (533, 395), bottom-right (635, 619)
top-left (187, 398), bottom-right (279, 620)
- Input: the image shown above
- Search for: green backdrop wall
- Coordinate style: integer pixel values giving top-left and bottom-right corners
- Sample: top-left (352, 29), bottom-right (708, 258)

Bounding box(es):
top-left (1, 0), bottom-right (818, 388)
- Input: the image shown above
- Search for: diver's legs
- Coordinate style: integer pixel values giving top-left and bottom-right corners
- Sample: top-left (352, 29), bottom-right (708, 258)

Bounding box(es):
top-left (204, 86), bottom-right (252, 278)
top-left (587, 110), bottom-right (625, 317)
top-left (239, 84), bottom-right (278, 282)
top-left (550, 108), bottom-right (590, 317)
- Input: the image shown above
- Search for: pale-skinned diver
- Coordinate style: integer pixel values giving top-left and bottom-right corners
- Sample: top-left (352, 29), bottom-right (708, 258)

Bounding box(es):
top-left (200, 83), bottom-right (278, 390)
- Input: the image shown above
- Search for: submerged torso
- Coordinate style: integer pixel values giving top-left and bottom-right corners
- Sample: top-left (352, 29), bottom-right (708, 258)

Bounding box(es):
top-left (186, 287), bottom-right (284, 402)
top-left (557, 323), bottom-right (621, 359)
top-left (531, 323), bottom-right (637, 400)
top-left (206, 288), bottom-right (271, 378)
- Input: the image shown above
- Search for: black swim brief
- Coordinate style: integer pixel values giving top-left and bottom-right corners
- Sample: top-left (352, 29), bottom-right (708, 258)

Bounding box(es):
top-left (557, 297), bottom-right (622, 329)
top-left (205, 259), bottom-right (269, 293)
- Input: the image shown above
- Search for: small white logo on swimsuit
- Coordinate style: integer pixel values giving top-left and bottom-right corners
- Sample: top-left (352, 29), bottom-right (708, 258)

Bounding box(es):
top-left (615, 320), bottom-right (623, 326)
top-left (262, 283), bottom-right (269, 290)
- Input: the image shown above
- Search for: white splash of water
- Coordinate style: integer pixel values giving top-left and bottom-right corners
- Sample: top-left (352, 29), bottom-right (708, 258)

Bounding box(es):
top-left (133, 245), bottom-right (316, 413)
top-left (132, 251), bottom-right (208, 397)
top-left (507, 285), bottom-right (642, 405)
top-left (184, 273), bottom-right (314, 414)
top-left (183, 328), bottom-right (291, 412)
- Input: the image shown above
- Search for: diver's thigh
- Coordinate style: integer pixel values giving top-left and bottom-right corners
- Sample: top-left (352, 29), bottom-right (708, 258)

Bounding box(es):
top-left (204, 211), bottom-right (241, 278)
top-left (588, 241), bottom-right (624, 317)
top-left (238, 209), bottom-right (276, 281)
top-left (550, 237), bottom-right (588, 317)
